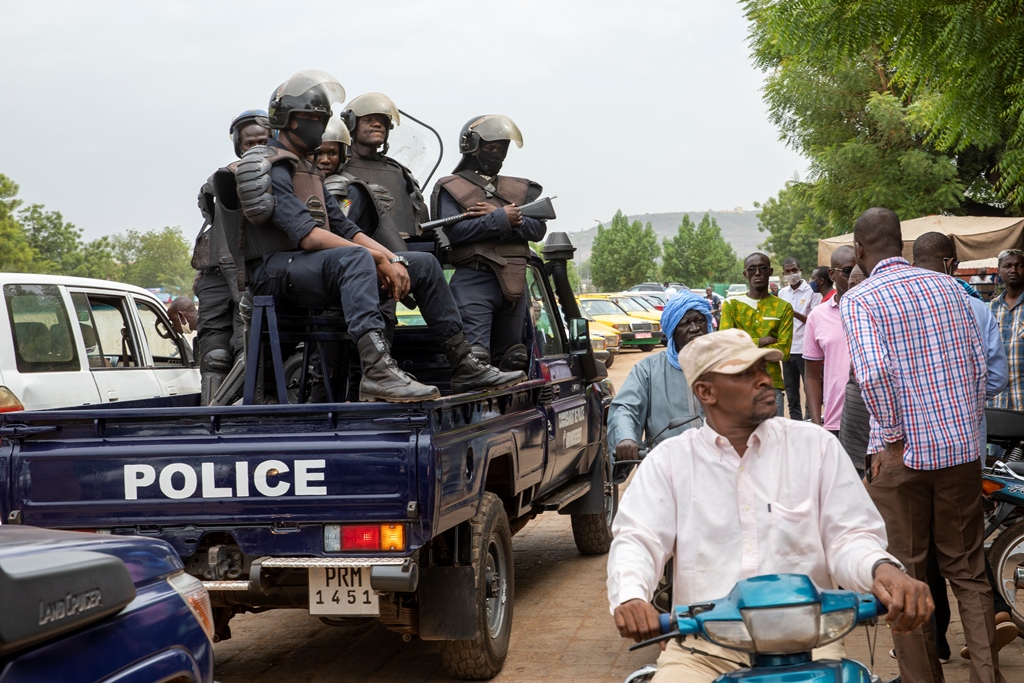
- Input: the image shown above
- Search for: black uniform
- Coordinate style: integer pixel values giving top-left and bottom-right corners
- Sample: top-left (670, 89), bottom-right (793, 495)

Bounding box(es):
top-left (434, 178), bottom-right (547, 362)
top-left (248, 140), bottom-right (462, 343)
top-left (193, 178), bottom-right (244, 362)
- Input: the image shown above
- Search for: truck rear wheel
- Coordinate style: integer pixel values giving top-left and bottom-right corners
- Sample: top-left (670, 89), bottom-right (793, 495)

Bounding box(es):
top-left (571, 434), bottom-right (617, 555)
top-left (440, 493), bottom-right (514, 680)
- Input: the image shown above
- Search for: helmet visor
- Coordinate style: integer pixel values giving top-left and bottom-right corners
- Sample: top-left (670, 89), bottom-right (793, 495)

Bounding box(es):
top-left (469, 115), bottom-right (523, 148)
top-left (322, 117), bottom-right (352, 145)
top-left (279, 69), bottom-right (347, 106)
top-left (346, 92), bottom-right (401, 126)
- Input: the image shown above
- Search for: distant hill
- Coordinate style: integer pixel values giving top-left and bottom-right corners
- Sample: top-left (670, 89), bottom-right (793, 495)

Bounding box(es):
top-left (564, 210), bottom-right (764, 263)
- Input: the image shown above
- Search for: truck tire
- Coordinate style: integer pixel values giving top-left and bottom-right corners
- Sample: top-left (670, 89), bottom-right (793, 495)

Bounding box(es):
top-left (640, 344), bottom-right (655, 352)
top-left (604, 353), bottom-right (615, 369)
top-left (440, 492), bottom-right (514, 680)
top-left (571, 434), bottom-right (617, 555)
top-left (987, 520), bottom-right (1024, 632)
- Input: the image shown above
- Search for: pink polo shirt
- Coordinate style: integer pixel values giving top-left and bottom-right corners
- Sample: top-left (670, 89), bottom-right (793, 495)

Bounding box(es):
top-left (802, 297), bottom-right (850, 431)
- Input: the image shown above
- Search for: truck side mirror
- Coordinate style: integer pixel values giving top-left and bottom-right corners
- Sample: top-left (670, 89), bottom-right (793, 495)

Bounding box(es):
top-left (568, 318), bottom-right (591, 355)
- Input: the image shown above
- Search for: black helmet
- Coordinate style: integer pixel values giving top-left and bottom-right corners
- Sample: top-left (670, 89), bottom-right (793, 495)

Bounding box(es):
top-left (229, 109), bottom-right (269, 157)
top-left (457, 114), bottom-right (523, 155)
top-left (267, 70), bottom-right (346, 130)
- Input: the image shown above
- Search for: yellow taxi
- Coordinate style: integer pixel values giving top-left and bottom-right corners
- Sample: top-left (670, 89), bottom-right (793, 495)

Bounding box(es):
top-left (580, 308), bottom-right (620, 367)
top-left (578, 297), bottom-right (662, 352)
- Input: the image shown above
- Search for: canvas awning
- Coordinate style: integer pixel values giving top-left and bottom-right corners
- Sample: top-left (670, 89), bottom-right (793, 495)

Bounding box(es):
top-left (817, 215), bottom-right (1024, 265)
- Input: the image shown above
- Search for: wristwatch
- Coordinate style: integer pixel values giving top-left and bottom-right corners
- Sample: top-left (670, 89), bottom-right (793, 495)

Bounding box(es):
top-left (871, 558), bottom-right (906, 578)
top-left (388, 255), bottom-right (410, 267)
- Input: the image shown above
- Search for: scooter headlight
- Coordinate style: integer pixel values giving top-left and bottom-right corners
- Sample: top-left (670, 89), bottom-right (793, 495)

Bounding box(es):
top-left (741, 604), bottom-right (821, 654)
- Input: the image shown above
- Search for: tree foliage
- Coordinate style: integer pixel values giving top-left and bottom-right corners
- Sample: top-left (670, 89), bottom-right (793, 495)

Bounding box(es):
top-left (755, 181), bottom-right (827, 268)
top-left (662, 213), bottom-right (741, 285)
top-left (744, 0), bottom-right (1024, 212)
top-left (0, 172), bottom-right (192, 293)
top-left (590, 210), bottom-right (661, 291)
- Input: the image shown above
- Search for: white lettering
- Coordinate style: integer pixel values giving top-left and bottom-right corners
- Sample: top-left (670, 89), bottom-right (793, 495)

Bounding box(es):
top-left (235, 461), bottom-right (249, 497)
top-left (563, 427), bottom-right (583, 449)
top-left (295, 459), bottom-right (327, 495)
top-left (254, 459), bottom-right (290, 497)
top-left (124, 464), bottom-right (156, 500)
top-left (201, 462), bottom-right (232, 498)
top-left (159, 463), bottom-right (198, 499)
top-left (558, 407), bottom-right (587, 429)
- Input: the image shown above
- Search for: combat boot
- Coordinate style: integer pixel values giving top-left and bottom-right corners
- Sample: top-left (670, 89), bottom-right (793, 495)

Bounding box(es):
top-left (443, 332), bottom-right (526, 393)
top-left (357, 330), bottom-right (440, 402)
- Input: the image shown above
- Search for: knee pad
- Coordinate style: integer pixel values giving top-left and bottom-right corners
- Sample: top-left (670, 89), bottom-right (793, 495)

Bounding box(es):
top-left (201, 348), bottom-right (234, 375)
top-left (498, 343), bottom-right (529, 372)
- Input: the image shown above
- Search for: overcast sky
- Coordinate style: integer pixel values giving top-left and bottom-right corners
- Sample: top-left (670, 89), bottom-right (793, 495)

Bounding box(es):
top-left (1, 0), bottom-right (806, 244)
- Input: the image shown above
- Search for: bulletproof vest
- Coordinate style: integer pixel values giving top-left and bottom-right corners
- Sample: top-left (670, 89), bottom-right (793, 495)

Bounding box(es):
top-left (342, 154), bottom-right (429, 238)
top-left (433, 173), bottom-right (543, 303)
top-left (191, 175), bottom-right (236, 272)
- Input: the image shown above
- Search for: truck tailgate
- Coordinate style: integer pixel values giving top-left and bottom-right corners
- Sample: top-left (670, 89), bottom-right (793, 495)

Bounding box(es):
top-left (2, 404), bottom-right (425, 529)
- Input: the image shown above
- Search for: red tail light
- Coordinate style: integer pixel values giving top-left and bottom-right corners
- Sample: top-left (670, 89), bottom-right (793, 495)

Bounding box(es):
top-left (343, 525), bottom-right (381, 550)
top-left (0, 387), bottom-right (24, 413)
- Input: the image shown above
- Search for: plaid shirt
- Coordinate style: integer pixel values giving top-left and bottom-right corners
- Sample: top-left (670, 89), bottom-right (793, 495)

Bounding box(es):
top-left (720, 294), bottom-right (793, 388)
top-left (840, 258), bottom-right (987, 469)
top-left (988, 291), bottom-right (1024, 409)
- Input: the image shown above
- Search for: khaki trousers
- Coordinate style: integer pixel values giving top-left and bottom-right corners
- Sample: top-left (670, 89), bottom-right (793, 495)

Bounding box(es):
top-left (652, 637), bottom-right (845, 683)
top-left (867, 457), bottom-right (1006, 683)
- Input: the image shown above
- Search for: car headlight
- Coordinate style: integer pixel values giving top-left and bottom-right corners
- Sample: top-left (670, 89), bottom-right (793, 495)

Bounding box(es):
top-left (615, 324), bottom-right (630, 332)
top-left (652, 323), bottom-right (661, 332)
top-left (591, 338), bottom-right (606, 351)
top-left (608, 335), bottom-right (620, 346)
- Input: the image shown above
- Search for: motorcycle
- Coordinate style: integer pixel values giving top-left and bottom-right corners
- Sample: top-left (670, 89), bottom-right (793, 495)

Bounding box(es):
top-left (982, 458), bottom-right (1024, 632)
top-left (626, 574), bottom-right (883, 683)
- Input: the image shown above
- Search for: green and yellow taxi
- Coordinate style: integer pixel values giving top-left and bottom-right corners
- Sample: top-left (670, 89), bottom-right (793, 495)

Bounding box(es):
top-left (577, 297), bottom-right (662, 352)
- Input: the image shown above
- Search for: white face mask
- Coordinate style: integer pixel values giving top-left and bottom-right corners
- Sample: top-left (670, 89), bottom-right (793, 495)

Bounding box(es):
top-left (785, 271), bottom-right (802, 286)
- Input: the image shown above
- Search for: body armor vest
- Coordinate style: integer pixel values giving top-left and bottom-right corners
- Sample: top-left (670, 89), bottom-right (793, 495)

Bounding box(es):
top-left (342, 154), bottom-right (429, 238)
top-left (433, 173), bottom-right (542, 303)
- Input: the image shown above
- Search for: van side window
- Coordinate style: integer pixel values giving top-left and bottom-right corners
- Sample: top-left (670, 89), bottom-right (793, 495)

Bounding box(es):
top-left (526, 268), bottom-right (564, 357)
top-left (133, 299), bottom-right (186, 366)
top-left (70, 292), bottom-right (140, 369)
top-left (3, 284), bottom-right (80, 373)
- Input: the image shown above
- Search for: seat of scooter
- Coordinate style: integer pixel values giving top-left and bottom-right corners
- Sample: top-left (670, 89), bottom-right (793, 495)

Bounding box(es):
top-left (986, 408), bottom-right (1024, 439)
top-left (1005, 461), bottom-right (1024, 477)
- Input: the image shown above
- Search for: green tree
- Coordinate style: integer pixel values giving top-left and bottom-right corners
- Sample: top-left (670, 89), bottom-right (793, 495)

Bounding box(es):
top-left (64, 236), bottom-right (121, 281)
top-left (111, 227), bottom-right (194, 294)
top-left (590, 210), bottom-right (660, 291)
top-left (661, 214), bottom-right (695, 283)
top-left (0, 174), bottom-right (35, 272)
top-left (689, 214), bottom-right (741, 286)
top-left (755, 181), bottom-right (827, 269)
top-left (744, 0), bottom-right (1023, 212)
top-left (19, 204), bottom-right (83, 274)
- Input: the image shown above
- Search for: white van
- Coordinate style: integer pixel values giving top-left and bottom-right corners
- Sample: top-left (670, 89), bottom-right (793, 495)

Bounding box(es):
top-left (0, 274), bottom-right (199, 412)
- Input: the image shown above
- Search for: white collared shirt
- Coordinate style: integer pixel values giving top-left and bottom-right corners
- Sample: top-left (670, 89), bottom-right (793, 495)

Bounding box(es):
top-left (607, 417), bottom-right (893, 612)
top-left (778, 280), bottom-right (821, 353)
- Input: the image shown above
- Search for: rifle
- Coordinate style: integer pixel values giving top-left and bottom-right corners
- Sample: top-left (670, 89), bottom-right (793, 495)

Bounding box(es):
top-left (421, 196), bottom-right (557, 233)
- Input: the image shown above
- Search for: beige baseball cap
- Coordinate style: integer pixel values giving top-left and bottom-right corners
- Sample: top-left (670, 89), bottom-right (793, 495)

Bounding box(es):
top-left (679, 329), bottom-right (783, 388)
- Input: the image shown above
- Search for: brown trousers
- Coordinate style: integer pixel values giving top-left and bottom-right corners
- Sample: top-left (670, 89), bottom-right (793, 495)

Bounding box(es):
top-left (867, 457), bottom-right (1006, 683)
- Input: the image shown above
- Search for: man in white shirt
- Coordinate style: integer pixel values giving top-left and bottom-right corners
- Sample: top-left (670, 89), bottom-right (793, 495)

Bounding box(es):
top-left (608, 328), bottom-right (932, 683)
top-left (777, 258), bottom-right (821, 419)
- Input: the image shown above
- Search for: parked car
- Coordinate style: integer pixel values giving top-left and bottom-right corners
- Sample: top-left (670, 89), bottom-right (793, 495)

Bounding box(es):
top-left (578, 297), bottom-right (661, 351)
top-left (726, 283), bottom-right (747, 298)
top-left (0, 526), bottom-right (214, 683)
top-left (580, 309), bottom-right (621, 367)
top-left (635, 292), bottom-right (666, 310)
top-left (0, 274), bottom-right (199, 411)
top-left (626, 282), bottom-right (666, 293)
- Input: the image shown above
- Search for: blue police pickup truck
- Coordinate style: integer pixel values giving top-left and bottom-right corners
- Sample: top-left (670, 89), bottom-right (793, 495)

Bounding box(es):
top-left (0, 235), bottom-right (615, 680)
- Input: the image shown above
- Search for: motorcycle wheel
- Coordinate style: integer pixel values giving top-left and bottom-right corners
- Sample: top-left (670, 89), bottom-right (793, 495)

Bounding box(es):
top-left (987, 519), bottom-right (1024, 632)
top-left (571, 430), bottom-right (618, 555)
top-left (440, 493), bottom-right (514, 680)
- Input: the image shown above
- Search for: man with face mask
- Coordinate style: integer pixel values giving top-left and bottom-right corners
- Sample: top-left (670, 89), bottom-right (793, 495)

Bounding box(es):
top-left (340, 93), bottom-right (429, 241)
top-left (778, 257), bottom-right (821, 419)
top-left (430, 115), bottom-right (548, 371)
top-left (192, 109), bottom-right (270, 403)
top-left (226, 71), bottom-right (523, 403)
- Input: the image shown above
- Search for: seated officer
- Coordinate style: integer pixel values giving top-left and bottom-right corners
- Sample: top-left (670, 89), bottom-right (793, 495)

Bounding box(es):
top-left (235, 70), bottom-right (524, 402)
top-left (430, 115), bottom-right (547, 370)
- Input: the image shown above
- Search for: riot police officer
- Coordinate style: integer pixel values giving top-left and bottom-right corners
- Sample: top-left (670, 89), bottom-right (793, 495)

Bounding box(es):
top-left (431, 115), bottom-right (547, 370)
top-left (233, 71), bottom-right (523, 402)
top-left (340, 92), bottom-right (429, 240)
top-left (192, 109), bottom-right (270, 403)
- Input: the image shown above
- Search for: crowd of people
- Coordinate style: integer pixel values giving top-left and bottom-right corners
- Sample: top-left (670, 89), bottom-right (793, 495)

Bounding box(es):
top-left (189, 69), bottom-right (551, 403)
top-left (606, 207), bottom-right (1021, 683)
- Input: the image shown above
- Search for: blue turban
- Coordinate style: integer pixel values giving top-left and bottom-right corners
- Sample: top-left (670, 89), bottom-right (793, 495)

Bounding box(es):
top-left (662, 291), bottom-right (714, 370)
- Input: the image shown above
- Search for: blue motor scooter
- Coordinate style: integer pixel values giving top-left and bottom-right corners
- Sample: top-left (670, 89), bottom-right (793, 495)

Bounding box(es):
top-left (983, 459), bottom-right (1024, 632)
top-left (627, 574), bottom-right (882, 683)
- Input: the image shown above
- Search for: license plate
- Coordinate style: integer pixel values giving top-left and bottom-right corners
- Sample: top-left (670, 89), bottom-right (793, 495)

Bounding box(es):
top-left (308, 567), bottom-right (379, 616)
top-left (635, 332), bottom-right (652, 339)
